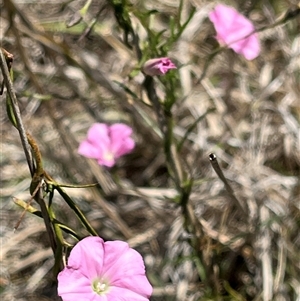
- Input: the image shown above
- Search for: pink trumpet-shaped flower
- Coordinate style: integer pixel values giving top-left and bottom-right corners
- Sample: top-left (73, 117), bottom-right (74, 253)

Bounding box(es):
top-left (142, 57), bottom-right (177, 76)
top-left (57, 236), bottom-right (153, 301)
top-left (209, 4), bottom-right (260, 60)
top-left (78, 123), bottom-right (135, 167)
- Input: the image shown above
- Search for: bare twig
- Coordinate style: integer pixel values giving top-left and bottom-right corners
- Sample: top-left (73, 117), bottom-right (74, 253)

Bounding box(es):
top-left (209, 153), bottom-right (247, 215)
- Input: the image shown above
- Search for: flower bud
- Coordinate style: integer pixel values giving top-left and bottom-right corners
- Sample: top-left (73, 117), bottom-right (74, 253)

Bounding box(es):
top-left (142, 57), bottom-right (176, 76)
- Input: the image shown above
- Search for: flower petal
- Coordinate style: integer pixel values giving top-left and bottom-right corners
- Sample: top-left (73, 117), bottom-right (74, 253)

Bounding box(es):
top-left (57, 267), bottom-right (94, 301)
top-left (109, 124), bottom-right (135, 158)
top-left (78, 123), bottom-right (111, 161)
top-left (108, 286), bottom-right (152, 301)
top-left (102, 241), bottom-right (152, 297)
top-left (66, 237), bottom-right (105, 280)
top-left (58, 237), bottom-right (118, 301)
top-left (209, 4), bottom-right (260, 60)
top-left (78, 141), bottom-right (101, 159)
top-left (209, 4), bottom-right (242, 41)
top-left (238, 33), bottom-right (260, 60)
top-left (87, 123), bottom-right (111, 151)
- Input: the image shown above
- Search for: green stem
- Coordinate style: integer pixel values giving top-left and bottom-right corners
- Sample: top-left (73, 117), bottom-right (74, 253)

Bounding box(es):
top-left (54, 185), bottom-right (98, 236)
top-left (48, 190), bottom-right (64, 275)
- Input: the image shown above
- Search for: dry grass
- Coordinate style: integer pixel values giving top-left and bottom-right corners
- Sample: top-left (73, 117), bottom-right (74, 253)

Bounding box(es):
top-left (1, 0), bottom-right (299, 300)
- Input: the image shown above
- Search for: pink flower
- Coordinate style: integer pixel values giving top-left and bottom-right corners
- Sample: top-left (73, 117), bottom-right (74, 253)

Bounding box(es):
top-left (142, 57), bottom-right (177, 76)
top-left (78, 123), bottom-right (135, 167)
top-left (209, 4), bottom-right (260, 60)
top-left (57, 236), bottom-right (153, 301)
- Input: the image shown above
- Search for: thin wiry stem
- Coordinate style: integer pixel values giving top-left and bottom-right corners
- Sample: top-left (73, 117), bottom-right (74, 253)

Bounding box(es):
top-left (0, 49), bottom-right (34, 176)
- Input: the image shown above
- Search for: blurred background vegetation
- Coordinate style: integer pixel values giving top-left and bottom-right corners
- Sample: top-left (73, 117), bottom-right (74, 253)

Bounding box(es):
top-left (1, 0), bottom-right (299, 300)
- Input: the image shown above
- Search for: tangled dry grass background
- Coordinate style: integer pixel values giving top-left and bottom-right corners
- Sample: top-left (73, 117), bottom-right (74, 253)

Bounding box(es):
top-left (1, 0), bottom-right (300, 300)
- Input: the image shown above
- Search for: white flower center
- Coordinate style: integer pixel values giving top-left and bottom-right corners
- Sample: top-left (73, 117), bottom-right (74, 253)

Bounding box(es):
top-left (103, 151), bottom-right (114, 161)
top-left (92, 277), bottom-right (110, 295)
top-left (97, 282), bottom-right (107, 292)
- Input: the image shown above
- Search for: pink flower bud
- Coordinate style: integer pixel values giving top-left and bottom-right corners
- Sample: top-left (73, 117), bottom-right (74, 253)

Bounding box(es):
top-left (209, 4), bottom-right (260, 60)
top-left (142, 57), bottom-right (177, 76)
